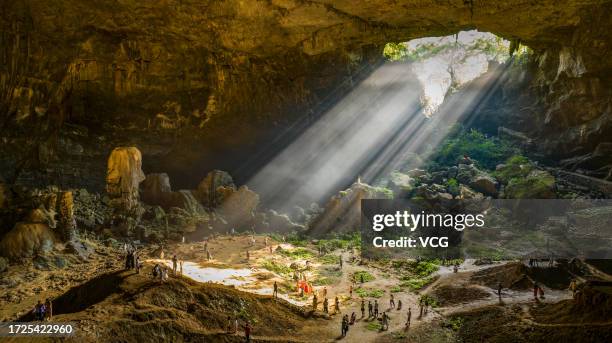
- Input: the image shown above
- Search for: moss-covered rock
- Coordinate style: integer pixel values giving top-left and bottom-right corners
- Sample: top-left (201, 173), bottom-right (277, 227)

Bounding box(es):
top-left (504, 170), bottom-right (556, 199)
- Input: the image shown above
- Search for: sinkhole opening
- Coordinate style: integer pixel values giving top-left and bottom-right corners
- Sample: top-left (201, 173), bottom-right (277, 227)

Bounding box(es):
top-left (382, 30), bottom-right (531, 117)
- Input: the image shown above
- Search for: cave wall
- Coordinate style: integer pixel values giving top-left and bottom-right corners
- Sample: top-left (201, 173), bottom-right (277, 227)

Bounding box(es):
top-left (1, 0), bottom-right (611, 189)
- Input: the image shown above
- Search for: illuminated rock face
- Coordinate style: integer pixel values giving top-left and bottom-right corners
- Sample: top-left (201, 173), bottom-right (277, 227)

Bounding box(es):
top-left (106, 147), bottom-right (146, 211)
top-left (0, 1), bottom-right (610, 186)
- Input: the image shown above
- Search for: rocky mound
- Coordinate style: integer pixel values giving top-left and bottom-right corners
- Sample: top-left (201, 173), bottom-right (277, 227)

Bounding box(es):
top-left (35, 267), bottom-right (308, 342)
top-left (430, 284), bottom-right (491, 306)
top-left (452, 305), bottom-right (612, 343)
top-left (470, 262), bottom-right (574, 290)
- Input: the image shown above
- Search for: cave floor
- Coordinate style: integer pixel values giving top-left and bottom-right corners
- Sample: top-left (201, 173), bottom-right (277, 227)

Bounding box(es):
top-left (1, 234), bottom-right (607, 342)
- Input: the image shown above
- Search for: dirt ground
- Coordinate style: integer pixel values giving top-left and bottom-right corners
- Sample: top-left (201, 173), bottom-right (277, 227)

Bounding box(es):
top-left (1, 235), bottom-right (611, 342)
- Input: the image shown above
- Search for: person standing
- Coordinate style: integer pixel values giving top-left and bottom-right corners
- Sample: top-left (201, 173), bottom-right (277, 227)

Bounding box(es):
top-left (374, 300), bottom-right (379, 318)
top-left (273, 281), bottom-right (278, 298)
top-left (497, 282), bottom-right (503, 300)
top-left (405, 307), bottom-right (412, 330)
top-left (360, 299), bottom-right (365, 317)
top-left (33, 300), bottom-right (45, 321)
top-left (44, 298), bottom-right (53, 321)
top-left (323, 298), bottom-right (329, 313)
top-left (312, 293), bottom-right (318, 311)
top-left (381, 312), bottom-right (389, 331)
top-left (368, 301), bottom-right (373, 318)
top-left (244, 321), bottom-right (252, 343)
top-left (390, 294), bottom-right (395, 309)
top-left (135, 256), bottom-right (141, 274)
top-left (179, 260), bottom-right (184, 275)
top-left (341, 315), bottom-right (348, 337)
top-left (334, 296), bottom-right (341, 314)
top-left (172, 255), bottom-right (178, 275)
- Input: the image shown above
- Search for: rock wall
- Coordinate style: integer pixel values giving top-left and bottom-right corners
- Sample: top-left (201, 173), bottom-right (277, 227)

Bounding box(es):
top-left (1, 0), bottom-right (611, 188)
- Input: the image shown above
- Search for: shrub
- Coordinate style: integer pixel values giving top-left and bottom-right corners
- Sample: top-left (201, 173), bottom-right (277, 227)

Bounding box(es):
top-left (433, 128), bottom-right (518, 170)
top-left (353, 271), bottom-right (376, 283)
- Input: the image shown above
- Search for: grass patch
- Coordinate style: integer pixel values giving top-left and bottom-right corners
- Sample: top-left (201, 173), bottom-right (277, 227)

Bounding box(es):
top-left (260, 260), bottom-right (292, 276)
top-left (390, 285), bottom-right (402, 293)
top-left (312, 277), bottom-right (335, 286)
top-left (317, 254), bottom-right (339, 265)
top-left (366, 321), bottom-right (383, 331)
top-left (444, 316), bottom-right (464, 331)
top-left (392, 260), bottom-right (439, 277)
top-left (420, 294), bottom-right (438, 308)
top-left (278, 247), bottom-right (315, 259)
top-left (353, 270), bottom-right (375, 283)
top-left (356, 287), bottom-right (385, 298)
top-left (400, 276), bottom-right (435, 291)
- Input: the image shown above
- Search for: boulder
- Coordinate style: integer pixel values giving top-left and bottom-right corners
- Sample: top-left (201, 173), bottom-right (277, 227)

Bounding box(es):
top-left (141, 173), bottom-right (172, 205)
top-left (0, 222), bottom-right (56, 260)
top-left (456, 164), bottom-right (480, 184)
top-left (106, 147), bottom-right (146, 211)
top-left (195, 170), bottom-right (235, 207)
top-left (458, 185), bottom-right (484, 200)
top-left (407, 168), bottom-right (428, 178)
top-left (504, 170), bottom-right (556, 199)
top-left (470, 174), bottom-right (498, 196)
top-left (456, 164), bottom-right (498, 196)
top-left (65, 239), bottom-right (94, 260)
top-left (387, 171), bottom-right (415, 197)
top-left (308, 180), bottom-right (391, 236)
top-left (217, 185), bottom-right (260, 230)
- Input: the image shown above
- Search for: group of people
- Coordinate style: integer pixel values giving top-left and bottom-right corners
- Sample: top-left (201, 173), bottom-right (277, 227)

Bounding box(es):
top-left (124, 243), bottom-right (142, 273)
top-left (32, 298), bottom-right (53, 321)
top-left (171, 254), bottom-right (184, 276)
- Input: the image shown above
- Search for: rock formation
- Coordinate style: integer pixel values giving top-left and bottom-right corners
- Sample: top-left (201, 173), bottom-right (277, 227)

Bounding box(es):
top-left (308, 179), bottom-right (392, 236)
top-left (0, 209), bottom-right (56, 260)
top-left (105, 147), bottom-right (146, 212)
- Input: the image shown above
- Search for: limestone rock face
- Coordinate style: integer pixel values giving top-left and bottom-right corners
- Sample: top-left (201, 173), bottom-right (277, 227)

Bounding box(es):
top-left (106, 147), bottom-right (146, 211)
